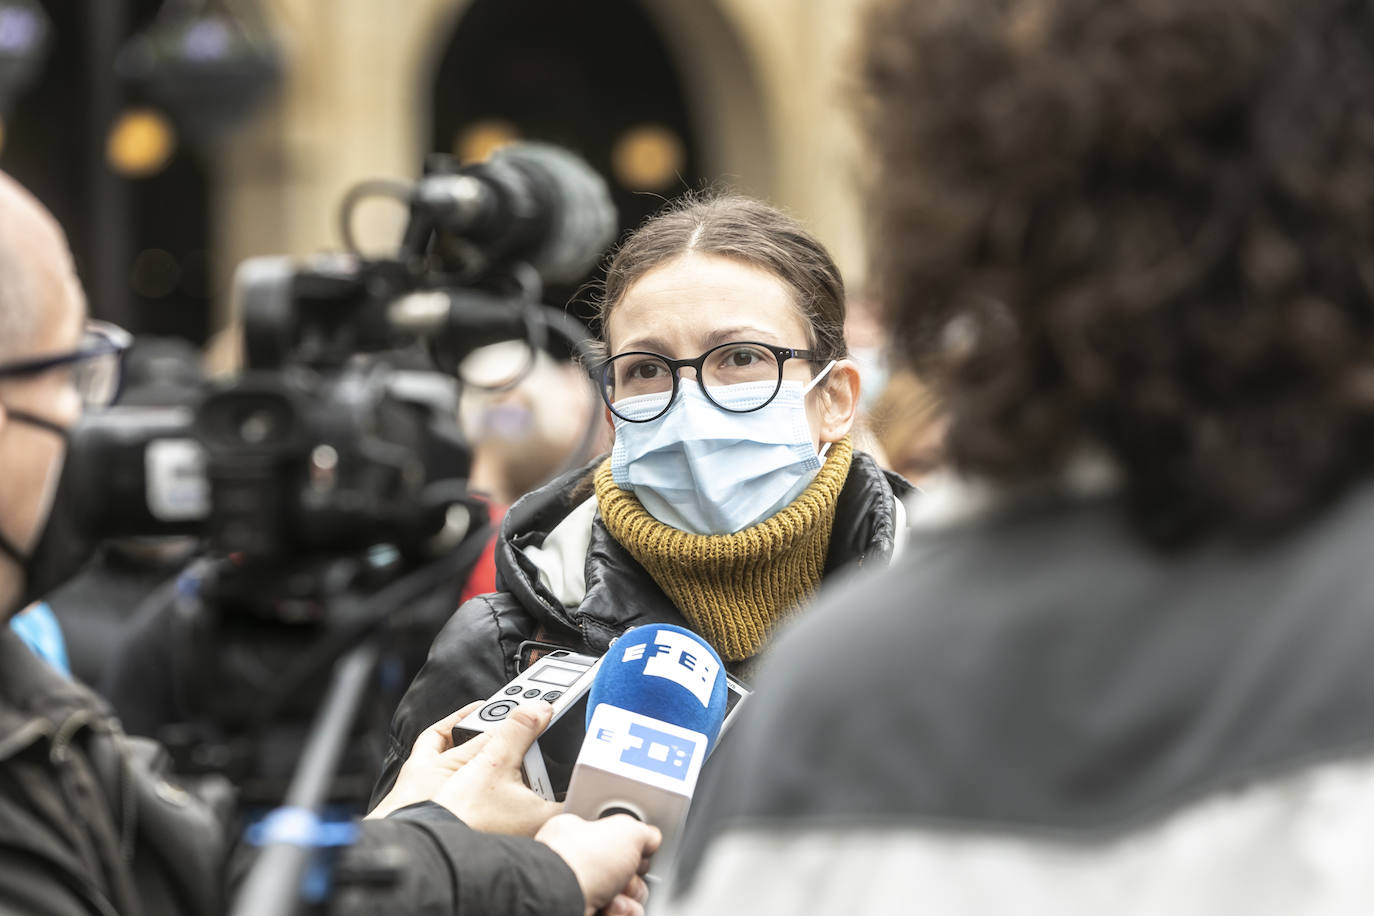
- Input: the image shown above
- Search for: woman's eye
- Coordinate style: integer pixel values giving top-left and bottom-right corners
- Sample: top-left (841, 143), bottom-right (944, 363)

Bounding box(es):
top-left (722, 348), bottom-right (760, 367)
top-left (630, 361), bottom-right (662, 380)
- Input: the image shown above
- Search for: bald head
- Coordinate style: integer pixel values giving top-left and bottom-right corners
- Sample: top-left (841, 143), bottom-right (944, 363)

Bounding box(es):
top-left (0, 171), bottom-right (82, 363)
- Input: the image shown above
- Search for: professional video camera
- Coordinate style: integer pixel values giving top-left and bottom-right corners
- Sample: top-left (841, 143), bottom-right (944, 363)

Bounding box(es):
top-left (58, 143), bottom-right (615, 822)
top-left (71, 142), bottom-right (612, 567)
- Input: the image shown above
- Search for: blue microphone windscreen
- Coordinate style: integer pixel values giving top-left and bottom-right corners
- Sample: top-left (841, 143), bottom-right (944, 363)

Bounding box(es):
top-left (588, 624), bottom-right (729, 750)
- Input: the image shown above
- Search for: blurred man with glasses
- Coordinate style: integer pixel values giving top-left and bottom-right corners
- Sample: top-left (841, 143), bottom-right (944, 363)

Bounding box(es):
top-left (0, 186), bottom-right (127, 618)
top-left (0, 264), bottom-right (128, 674)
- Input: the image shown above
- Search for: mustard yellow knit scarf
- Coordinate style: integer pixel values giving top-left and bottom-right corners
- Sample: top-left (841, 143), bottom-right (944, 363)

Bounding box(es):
top-left (594, 437), bottom-right (853, 662)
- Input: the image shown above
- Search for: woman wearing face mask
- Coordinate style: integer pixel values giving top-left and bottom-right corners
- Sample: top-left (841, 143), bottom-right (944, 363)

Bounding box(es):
top-left (370, 194), bottom-right (913, 807)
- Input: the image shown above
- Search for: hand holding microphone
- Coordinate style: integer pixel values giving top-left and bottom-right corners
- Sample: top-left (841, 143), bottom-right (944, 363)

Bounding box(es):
top-left (373, 624), bottom-right (727, 912)
top-left (564, 624), bottom-right (730, 878)
top-left (537, 814), bottom-right (660, 916)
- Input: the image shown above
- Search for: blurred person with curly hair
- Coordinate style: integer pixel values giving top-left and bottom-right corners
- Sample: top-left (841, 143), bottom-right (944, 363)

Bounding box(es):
top-left (664, 0), bottom-right (1374, 912)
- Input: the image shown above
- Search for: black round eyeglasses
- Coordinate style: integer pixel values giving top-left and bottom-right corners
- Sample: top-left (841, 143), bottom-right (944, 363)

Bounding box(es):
top-left (593, 340), bottom-right (817, 423)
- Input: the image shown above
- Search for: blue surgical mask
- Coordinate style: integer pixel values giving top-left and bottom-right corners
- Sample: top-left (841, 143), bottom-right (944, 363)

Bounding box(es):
top-left (610, 362), bottom-right (836, 535)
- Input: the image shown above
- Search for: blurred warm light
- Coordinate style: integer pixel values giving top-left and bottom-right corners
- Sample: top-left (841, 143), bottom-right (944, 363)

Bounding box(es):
top-left (454, 119), bottom-right (521, 164)
top-left (612, 124), bottom-right (684, 191)
top-left (107, 107), bottom-right (177, 177)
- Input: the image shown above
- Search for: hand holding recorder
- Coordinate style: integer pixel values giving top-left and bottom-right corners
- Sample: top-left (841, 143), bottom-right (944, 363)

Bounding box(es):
top-left (367, 699), bottom-right (562, 834)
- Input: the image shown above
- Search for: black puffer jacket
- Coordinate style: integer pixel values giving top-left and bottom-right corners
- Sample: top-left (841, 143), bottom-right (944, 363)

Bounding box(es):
top-left (372, 451), bottom-right (912, 805)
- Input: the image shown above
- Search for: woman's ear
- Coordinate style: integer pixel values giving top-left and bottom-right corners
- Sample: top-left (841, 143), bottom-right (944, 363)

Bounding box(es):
top-left (817, 359), bottom-right (861, 444)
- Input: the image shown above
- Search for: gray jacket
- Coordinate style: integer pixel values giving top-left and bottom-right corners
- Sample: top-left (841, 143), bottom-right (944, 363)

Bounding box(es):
top-left (665, 481), bottom-right (1374, 914)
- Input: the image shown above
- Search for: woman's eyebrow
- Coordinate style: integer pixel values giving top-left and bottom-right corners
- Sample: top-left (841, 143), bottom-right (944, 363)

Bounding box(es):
top-left (615, 335), bottom-right (671, 355)
top-left (703, 326), bottom-right (776, 348)
top-left (615, 327), bottom-right (781, 356)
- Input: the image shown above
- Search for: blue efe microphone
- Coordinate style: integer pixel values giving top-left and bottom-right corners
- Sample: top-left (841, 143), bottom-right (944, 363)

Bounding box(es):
top-left (584, 624), bottom-right (729, 749)
top-left (564, 624), bottom-right (729, 876)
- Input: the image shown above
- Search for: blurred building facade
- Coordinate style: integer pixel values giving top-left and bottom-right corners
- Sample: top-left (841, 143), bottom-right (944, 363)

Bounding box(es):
top-left (1, 0), bottom-right (872, 344)
top-left (219, 0), bottom-right (873, 335)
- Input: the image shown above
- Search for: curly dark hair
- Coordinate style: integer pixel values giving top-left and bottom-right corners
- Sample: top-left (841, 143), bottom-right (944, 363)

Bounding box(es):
top-left (857, 0), bottom-right (1374, 544)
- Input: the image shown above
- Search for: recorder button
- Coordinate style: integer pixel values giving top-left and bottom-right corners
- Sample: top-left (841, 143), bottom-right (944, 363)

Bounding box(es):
top-left (504, 686), bottom-right (523, 696)
top-left (479, 700), bottom-right (516, 722)
top-left (543, 691), bottom-right (562, 702)
top-left (523, 688), bottom-right (542, 699)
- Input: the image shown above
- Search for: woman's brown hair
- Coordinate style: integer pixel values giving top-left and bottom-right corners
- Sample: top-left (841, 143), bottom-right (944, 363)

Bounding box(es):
top-left (590, 193), bottom-right (848, 364)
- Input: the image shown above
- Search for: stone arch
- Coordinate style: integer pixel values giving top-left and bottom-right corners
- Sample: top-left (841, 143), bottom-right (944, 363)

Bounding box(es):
top-left (406, 0), bottom-right (775, 199)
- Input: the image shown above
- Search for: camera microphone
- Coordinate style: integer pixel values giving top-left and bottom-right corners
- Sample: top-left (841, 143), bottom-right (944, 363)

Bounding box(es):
top-left (563, 624), bottom-right (729, 879)
top-left (410, 142), bottom-right (617, 286)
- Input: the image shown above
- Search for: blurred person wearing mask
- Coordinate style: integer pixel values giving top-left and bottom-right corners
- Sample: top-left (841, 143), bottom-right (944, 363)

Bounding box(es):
top-left (839, 289), bottom-right (897, 469)
top-left (373, 193), bottom-right (914, 807)
top-left (457, 342), bottom-right (606, 603)
top-left (663, 0), bottom-right (1374, 912)
top-left (842, 286), bottom-right (891, 416)
top-left (0, 168), bottom-right (659, 916)
top-left (461, 341), bottom-right (606, 508)
top-left (867, 368), bottom-right (947, 488)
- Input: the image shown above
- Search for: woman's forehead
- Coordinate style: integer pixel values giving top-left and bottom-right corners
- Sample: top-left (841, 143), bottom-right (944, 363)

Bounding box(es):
top-left (606, 253), bottom-right (807, 352)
